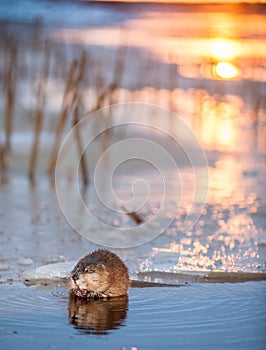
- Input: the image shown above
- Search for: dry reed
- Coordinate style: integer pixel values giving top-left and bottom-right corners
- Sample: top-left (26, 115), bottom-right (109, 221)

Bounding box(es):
top-left (0, 142), bottom-right (8, 173)
top-left (72, 51), bottom-right (89, 187)
top-left (4, 39), bottom-right (17, 151)
top-left (28, 40), bottom-right (51, 181)
top-left (47, 59), bottom-right (78, 176)
top-left (121, 205), bottom-right (143, 225)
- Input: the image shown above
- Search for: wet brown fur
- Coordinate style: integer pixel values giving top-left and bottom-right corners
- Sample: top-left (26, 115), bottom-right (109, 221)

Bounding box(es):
top-left (68, 249), bottom-right (130, 298)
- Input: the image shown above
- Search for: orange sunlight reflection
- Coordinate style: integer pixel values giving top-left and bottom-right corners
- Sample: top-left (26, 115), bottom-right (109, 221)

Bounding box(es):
top-left (199, 99), bottom-right (238, 151)
top-left (150, 151), bottom-right (259, 273)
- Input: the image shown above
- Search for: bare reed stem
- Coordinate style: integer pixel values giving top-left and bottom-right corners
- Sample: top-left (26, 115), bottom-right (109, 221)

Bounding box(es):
top-left (0, 142), bottom-right (8, 173)
top-left (28, 40), bottom-right (51, 181)
top-left (86, 45), bottom-right (127, 115)
top-left (121, 205), bottom-right (143, 225)
top-left (4, 40), bottom-right (17, 151)
top-left (73, 102), bottom-right (89, 187)
top-left (47, 59), bottom-right (78, 175)
top-left (72, 51), bottom-right (89, 187)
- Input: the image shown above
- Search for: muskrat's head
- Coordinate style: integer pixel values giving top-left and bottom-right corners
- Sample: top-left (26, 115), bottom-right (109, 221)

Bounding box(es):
top-left (68, 255), bottom-right (110, 298)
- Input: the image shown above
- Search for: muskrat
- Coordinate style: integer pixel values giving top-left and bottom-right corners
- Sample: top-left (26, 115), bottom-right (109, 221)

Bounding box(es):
top-left (68, 249), bottom-right (130, 299)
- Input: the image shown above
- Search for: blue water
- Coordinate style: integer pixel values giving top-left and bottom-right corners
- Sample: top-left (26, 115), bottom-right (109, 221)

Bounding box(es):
top-left (1, 282), bottom-right (266, 350)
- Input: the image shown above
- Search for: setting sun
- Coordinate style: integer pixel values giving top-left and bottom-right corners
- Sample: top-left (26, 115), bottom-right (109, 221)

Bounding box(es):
top-left (213, 61), bottom-right (240, 79)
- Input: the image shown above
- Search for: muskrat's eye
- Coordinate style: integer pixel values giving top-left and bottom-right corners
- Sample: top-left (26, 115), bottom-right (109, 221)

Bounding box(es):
top-left (84, 267), bottom-right (94, 274)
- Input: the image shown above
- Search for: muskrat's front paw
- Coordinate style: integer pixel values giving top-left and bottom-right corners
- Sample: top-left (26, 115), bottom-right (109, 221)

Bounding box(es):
top-left (72, 289), bottom-right (88, 298)
top-left (87, 291), bottom-right (107, 299)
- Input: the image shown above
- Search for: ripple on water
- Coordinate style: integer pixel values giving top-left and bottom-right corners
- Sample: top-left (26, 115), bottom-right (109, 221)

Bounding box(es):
top-left (0, 282), bottom-right (266, 349)
top-left (0, 284), bottom-right (67, 331)
top-left (128, 283), bottom-right (266, 347)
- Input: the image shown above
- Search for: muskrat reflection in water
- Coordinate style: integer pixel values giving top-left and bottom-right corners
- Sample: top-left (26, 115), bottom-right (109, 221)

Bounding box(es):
top-left (68, 249), bottom-right (130, 299)
top-left (68, 293), bottom-right (128, 334)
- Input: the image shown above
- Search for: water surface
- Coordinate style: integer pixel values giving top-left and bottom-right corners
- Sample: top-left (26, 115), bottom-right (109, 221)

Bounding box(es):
top-left (1, 282), bottom-right (266, 350)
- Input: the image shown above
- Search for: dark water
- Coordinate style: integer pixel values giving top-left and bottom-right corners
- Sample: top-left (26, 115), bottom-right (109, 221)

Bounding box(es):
top-left (1, 282), bottom-right (266, 350)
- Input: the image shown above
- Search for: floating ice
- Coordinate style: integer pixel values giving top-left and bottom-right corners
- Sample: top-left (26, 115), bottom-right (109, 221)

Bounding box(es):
top-left (22, 261), bottom-right (76, 281)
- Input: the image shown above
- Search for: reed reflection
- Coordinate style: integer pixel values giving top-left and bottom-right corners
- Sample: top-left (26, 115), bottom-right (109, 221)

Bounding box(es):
top-left (68, 294), bottom-right (128, 335)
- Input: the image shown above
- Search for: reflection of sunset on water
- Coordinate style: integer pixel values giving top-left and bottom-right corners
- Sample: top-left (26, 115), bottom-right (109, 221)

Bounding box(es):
top-left (149, 150), bottom-right (261, 273)
top-left (200, 102), bottom-right (237, 150)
